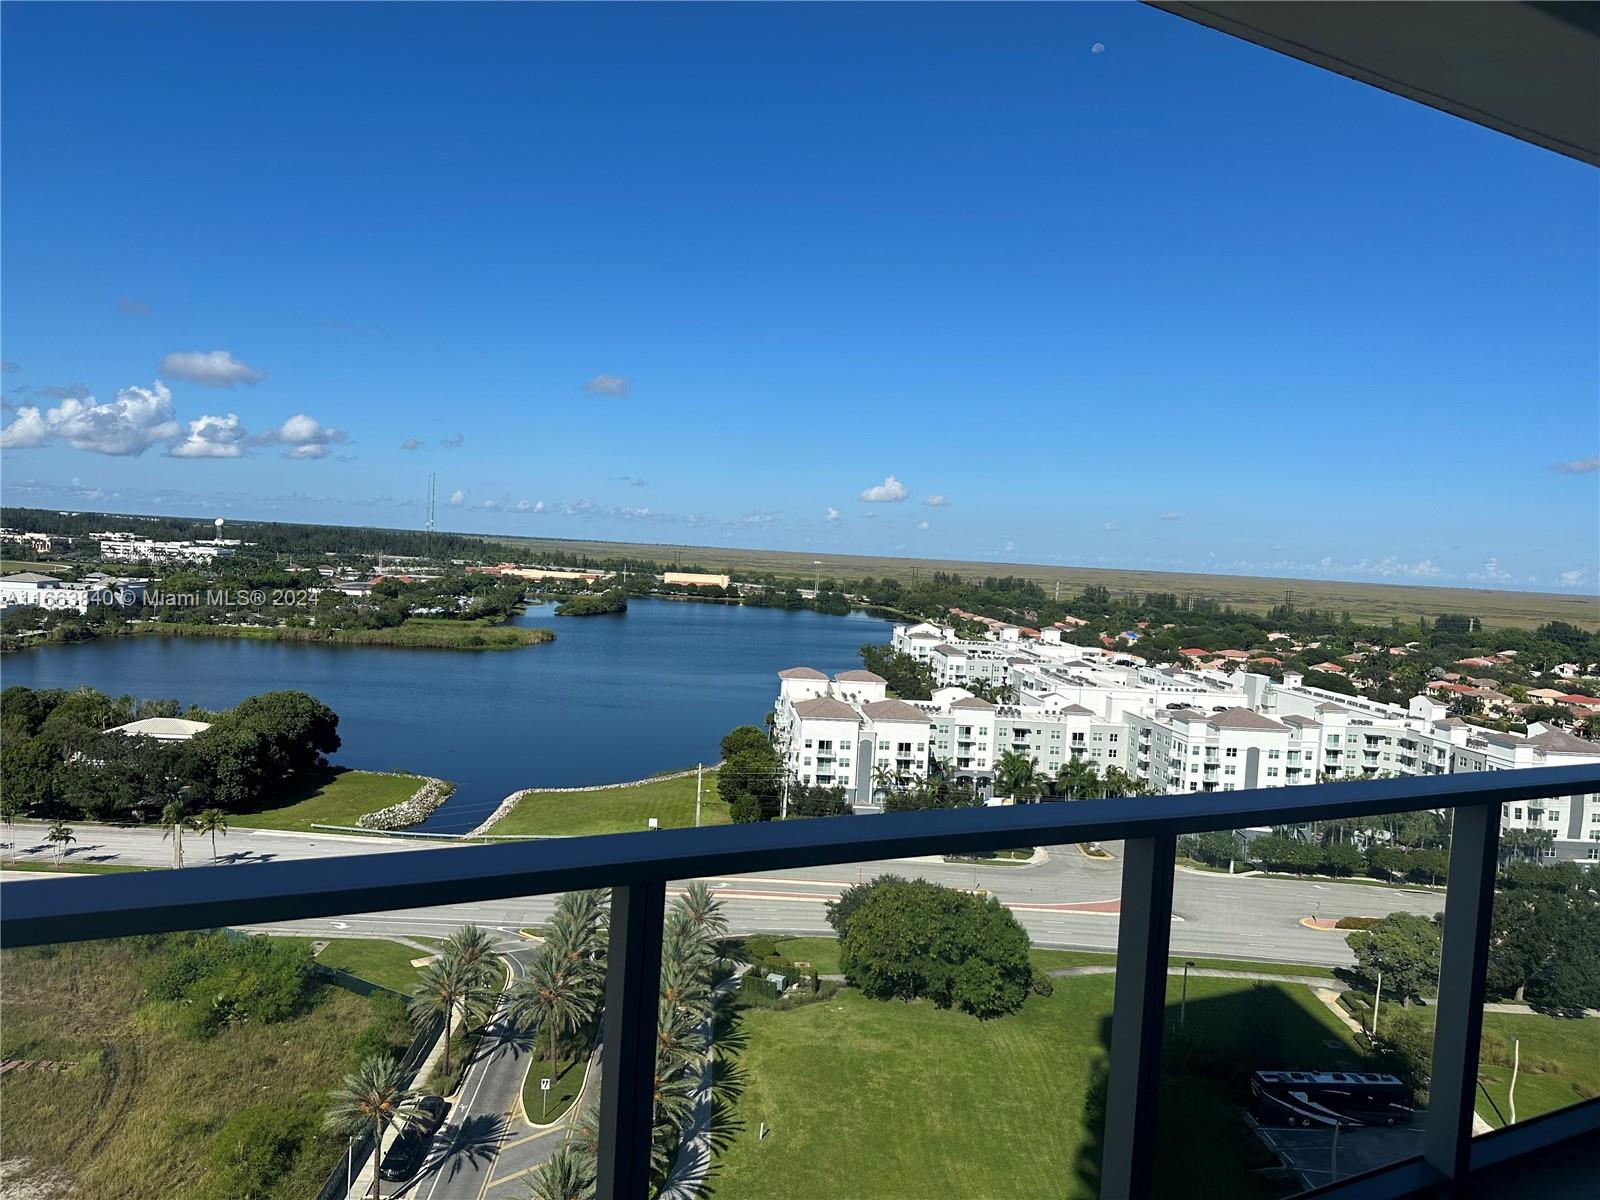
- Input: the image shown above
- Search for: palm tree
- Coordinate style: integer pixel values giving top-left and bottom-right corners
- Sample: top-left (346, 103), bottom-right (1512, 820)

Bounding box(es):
top-left (159, 797), bottom-right (195, 869)
top-left (510, 950), bottom-right (597, 1082)
top-left (193, 808), bottom-right (229, 861)
top-left (444, 924), bottom-right (502, 996)
top-left (45, 820), bottom-right (75, 865)
top-left (409, 955), bottom-right (480, 1077)
top-left (675, 880), bottom-right (728, 945)
top-left (325, 1054), bottom-right (424, 1200)
top-left (1056, 756), bottom-right (1100, 800)
top-left (993, 750), bottom-right (1040, 803)
top-left (524, 1142), bottom-right (595, 1200)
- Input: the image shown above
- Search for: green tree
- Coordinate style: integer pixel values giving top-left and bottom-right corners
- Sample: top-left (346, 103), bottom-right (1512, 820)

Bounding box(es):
top-left (1055, 756), bottom-right (1100, 800)
top-left (523, 1143), bottom-right (595, 1200)
top-left (719, 749), bottom-right (781, 823)
top-left (840, 877), bottom-right (1033, 1019)
top-left (1347, 912), bottom-right (1442, 1005)
top-left (324, 1054), bottom-right (424, 1200)
top-left (719, 724), bottom-right (770, 760)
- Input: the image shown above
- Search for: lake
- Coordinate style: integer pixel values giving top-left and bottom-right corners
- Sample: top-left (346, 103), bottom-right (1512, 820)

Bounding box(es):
top-left (0, 599), bottom-right (892, 832)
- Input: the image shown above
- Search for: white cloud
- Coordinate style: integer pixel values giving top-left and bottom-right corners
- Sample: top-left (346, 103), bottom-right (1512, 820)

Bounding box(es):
top-left (584, 374), bottom-right (629, 397)
top-left (1103, 520), bottom-right (1121, 531)
top-left (440, 433), bottom-right (464, 449)
top-left (159, 350), bottom-right (264, 387)
top-left (1159, 512), bottom-right (1181, 521)
top-left (266, 413), bottom-right (347, 459)
top-left (400, 437), bottom-right (422, 450)
top-left (169, 412), bottom-right (248, 458)
top-left (515, 499), bottom-right (547, 514)
top-left (1559, 569), bottom-right (1587, 587)
top-left (1552, 454), bottom-right (1599, 475)
top-left (1471, 557), bottom-right (1513, 583)
top-left (859, 474), bottom-right (908, 503)
top-left (1, 381), bottom-right (180, 455)
top-left (917, 520), bottom-right (930, 530)
top-left (448, 489), bottom-right (465, 507)
top-left (923, 494), bottom-right (947, 507)
top-left (824, 506), bottom-right (840, 522)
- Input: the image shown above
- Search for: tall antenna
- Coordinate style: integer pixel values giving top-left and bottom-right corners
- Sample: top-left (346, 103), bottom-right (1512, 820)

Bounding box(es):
top-left (426, 473), bottom-right (436, 536)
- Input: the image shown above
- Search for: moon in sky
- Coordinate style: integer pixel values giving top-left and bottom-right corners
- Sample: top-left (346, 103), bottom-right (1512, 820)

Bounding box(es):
top-left (1092, 42), bottom-right (1106, 54)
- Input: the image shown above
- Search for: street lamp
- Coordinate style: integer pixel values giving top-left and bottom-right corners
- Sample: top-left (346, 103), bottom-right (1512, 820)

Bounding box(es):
top-left (1181, 960), bottom-right (1196, 1027)
top-left (813, 561), bottom-right (821, 595)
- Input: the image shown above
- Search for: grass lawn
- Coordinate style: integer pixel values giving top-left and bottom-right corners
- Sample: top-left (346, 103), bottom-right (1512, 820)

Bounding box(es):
top-left (0, 936), bottom-right (410, 1200)
top-left (228, 767), bottom-right (428, 832)
top-left (1476, 1011), bottom-right (1600, 1127)
top-left (316, 937), bottom-right (432, 993)
top-left (0, 859), bottom-right (153, 875)
top-left (772, 937), bottom-right (842, 975)
top-left (523, 1054), bottom-right (589, 1124)
top-left (711, 974), bottom-right (1361, 1199)
top-left (490, 769), bottom-right (730, 837)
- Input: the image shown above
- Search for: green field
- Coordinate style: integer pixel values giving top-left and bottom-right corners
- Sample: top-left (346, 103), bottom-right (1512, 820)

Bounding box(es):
top-left (709, 974), bottom-right (1357, 1199)
top-left (229, 767), bottom-right (429, 832)
top-left (523, 1054), bottom-right (589, 1124)
top-left (1477, 1010), bottom-right (1600, 1127)
top-left (0, 558), bottom-right (72, 574)
top-left (0, 936), bottom-right (410, 1200)
top-left (487, 534), bottom-right (1598, 630)
top-left (316, 937), bottom-right (432, 993)
top-left (489, 770), bottom-right (731, 836)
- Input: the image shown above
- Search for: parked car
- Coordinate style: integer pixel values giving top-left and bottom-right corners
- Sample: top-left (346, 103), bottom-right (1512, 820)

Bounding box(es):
top-left (379, 1095), bottom-right (449, 1181)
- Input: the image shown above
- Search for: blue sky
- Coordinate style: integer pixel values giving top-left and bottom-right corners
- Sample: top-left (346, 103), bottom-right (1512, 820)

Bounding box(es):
top-left (3, 2), bottom-right (1596, 593)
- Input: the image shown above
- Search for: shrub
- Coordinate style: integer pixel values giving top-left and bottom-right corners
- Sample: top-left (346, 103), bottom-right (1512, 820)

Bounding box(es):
top-left (1336, 916), bottom-right (1381, 930)
top-left (207, 1104), bottom-right (312, 1200)
top-left (1030, 968), bottom-right (1055, 998)
top-left (146, 931), bottom-right (318, 1037)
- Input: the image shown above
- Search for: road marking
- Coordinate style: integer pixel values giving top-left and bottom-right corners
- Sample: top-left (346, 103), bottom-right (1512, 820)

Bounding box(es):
top-left (422, 1002), bottom-right (512, 1200)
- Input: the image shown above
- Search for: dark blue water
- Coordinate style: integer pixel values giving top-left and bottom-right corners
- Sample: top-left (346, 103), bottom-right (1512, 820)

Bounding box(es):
top-left (0, 599), bottom-right (890, 832)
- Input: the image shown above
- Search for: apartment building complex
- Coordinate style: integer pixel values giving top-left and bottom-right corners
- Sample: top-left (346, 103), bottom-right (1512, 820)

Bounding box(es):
top-left (773, 623), bottom-right (1600, 863)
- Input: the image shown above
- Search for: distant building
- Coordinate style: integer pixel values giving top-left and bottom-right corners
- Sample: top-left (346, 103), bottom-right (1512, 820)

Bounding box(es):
top-left (663, 571), bottom-right (731, 589)
top-left (99, 534), bottom-right (237, 563)
top-left (109, 717), bottom-right (212, 742)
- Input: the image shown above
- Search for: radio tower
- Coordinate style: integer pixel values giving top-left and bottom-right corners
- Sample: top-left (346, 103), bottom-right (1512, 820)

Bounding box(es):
top-left (426, 473), bottom-right (436, 546)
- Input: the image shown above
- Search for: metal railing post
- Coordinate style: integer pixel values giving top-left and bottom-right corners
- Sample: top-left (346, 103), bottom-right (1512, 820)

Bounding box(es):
top-left (1099, 834), bottom-right (1177, 1200)
top-left (1423, 801), bottom-right (1501, 1181)
top-left (596, 880), bottom-right (667, 1200)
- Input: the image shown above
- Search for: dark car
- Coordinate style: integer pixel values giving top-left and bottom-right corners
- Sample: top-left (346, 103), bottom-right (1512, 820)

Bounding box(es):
top-left (379, 1095), bottom-right (449, 1181)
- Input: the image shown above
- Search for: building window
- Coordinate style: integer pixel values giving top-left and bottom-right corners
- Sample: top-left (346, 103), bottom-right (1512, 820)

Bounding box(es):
top-left (1267, 750), bottom-right (1281, 760)
top-left (1225, 748), bottom-right (1238, 758)
top-left (1266, 767), bottom-right (1278, 777)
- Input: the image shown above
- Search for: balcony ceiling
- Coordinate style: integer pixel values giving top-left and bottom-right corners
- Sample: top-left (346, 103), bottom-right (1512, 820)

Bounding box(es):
top-left (1150, 1), bottom-right (1600, 166)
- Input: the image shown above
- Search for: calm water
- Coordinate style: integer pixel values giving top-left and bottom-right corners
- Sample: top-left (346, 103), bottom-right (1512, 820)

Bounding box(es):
top-left (0, 599), bottom-right (890, 832)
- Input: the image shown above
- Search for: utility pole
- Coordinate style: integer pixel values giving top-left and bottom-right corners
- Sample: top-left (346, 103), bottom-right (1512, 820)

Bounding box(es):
top-left (695, 764), bottom-right (703, 828)
top-left (780, 770), bottom-right (790, 821)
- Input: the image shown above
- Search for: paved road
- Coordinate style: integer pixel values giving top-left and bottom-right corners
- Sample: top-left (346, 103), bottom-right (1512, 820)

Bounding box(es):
top-left (1, 822), bottom-right (1448, 967)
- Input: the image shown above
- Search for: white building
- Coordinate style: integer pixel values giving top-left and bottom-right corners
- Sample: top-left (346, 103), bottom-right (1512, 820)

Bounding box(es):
top-left (109, 717), bottom-right (212, 742)
top-left (772, 625), bottom-right (1600, 860)
top-left (98, 534), bottom-right (238, 563)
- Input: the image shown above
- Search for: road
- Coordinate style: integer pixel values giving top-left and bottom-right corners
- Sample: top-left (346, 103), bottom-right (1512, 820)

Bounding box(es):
top-left (2, 821), bottom-right (1448, 966)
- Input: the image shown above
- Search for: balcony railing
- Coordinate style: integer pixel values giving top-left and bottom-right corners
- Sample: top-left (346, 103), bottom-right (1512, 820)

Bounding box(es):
top-left (3, 764), bottom-right (1598, 1199)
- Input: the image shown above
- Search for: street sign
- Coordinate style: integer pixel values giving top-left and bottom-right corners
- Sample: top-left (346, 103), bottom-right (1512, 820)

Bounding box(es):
top-left (541, 1077), bottom-right (551, 1091)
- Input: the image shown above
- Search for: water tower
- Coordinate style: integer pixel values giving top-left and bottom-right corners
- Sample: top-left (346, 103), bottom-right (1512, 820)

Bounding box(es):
top-left (213, 517), bottom-right (225, 544)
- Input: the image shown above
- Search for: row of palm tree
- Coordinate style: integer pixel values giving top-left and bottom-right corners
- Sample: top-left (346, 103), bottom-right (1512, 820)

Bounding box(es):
top-left (992, 750), bottom-right (1147, 803)
top-left (158, 797), bottom-right (231, 867)
top-left (527, 880), bottom-right (730, 1200)
top-left (325, 924), bottom-right (504, 1200)
top-left (509, 889), bottom-right (610, 1087)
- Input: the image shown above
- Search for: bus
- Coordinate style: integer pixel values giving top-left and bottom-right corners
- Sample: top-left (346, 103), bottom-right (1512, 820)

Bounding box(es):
top-left (1250, 1070), bottom-right (1416, 1128)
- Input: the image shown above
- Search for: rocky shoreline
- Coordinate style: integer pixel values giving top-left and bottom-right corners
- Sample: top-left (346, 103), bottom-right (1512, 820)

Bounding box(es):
top-left (356, 775), bottom-right (456, 830)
